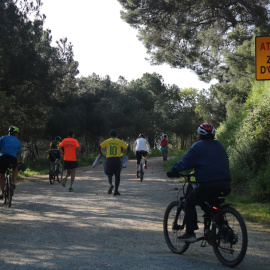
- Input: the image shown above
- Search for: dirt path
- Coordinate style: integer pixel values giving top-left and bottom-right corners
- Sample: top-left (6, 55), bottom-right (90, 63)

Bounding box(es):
top-left (0, 157), bottom-right (270, 270)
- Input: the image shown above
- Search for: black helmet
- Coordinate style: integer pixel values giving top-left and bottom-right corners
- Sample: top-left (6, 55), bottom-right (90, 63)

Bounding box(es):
top-left (8, 126), bottom-right (19, 135)
top-left (139, 134), bottom-right (144, 138)
top-left (55, 136), bottom-right (61, 141)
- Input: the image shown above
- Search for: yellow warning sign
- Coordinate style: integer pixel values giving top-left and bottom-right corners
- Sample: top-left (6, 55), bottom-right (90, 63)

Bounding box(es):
top-left (256, 36), bottom-right (270, 80)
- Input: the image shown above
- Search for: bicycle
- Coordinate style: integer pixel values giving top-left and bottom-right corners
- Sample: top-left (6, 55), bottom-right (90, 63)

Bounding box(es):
top-left (4, 164), bottom-right (14, 207)
top-left (163, 173), bottom-right (248, 267)
top-left (49, 157), bottom-right (63, 185)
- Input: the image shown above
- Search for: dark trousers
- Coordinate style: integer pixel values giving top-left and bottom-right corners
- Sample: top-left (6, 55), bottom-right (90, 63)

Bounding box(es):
top-left (106, 157), bottom-right (121, 191)
top-left (185, 181), bottom-right (231, 233)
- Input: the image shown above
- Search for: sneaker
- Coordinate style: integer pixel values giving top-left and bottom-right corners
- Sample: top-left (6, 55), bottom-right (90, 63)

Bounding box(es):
top-left (62, 177), bottom-right (67, 187)
top-left (108, 185), bottom-right (114, 194)
top-left (113, 191), bottom-right (121, 196)
top-left (68, 187), bottom-right (74, 192)
top-left (136, 175), bottom-right (139, 179)
top-left (144, 164), bottom-right (147, 169)
top-left (0, 192), bottom-right (4, 200)
top-left (177, 232), bottom-right (196, 243)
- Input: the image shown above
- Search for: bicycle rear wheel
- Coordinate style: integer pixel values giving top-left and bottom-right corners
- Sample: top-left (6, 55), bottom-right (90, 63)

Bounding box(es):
top-left (57, 164), bottom-right (63, 183)
top-left (49, 164), bottom-right (55, 185)
top-left (163, 200), bottom-right (190, 254)
top-left (212, 206), bottom-right (248, 267)
top-left (4, 175), bottom-right (12, 207)
top-left (140, 162), bottom-right (144, 181)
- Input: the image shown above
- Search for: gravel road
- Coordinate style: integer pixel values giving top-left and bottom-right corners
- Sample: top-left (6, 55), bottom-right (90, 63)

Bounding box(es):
top-left (0, 157), bottom-right (270, 270)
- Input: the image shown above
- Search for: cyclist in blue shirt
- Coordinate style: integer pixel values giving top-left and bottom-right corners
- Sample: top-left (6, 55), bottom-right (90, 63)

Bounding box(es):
top-left (167, 123), bottom-right (231, 242)
top-left (0, 126), bottom-right (22, 199)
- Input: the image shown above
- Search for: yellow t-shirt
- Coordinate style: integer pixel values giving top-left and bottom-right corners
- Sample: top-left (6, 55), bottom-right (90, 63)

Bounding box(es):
top-left (100, 138), bottom-right (128, 158)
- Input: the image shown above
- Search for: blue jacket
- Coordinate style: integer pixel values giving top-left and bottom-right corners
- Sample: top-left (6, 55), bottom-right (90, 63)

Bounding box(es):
top-left (0, 135), bottom-right (22, 158)
top-left (172, 139), bottom-right (231, 183)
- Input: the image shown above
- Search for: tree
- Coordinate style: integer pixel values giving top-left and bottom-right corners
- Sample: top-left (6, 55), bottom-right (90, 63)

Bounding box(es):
top-left (118, 0), bottom-right (269, 81)
top-left (0, 0), bottom-right (79, 141)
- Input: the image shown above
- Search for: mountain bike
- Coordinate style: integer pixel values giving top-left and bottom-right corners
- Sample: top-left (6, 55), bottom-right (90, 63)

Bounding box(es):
top-left (163, 173), bottom-right (248, 267)
top-left (4, 164), bottom-right (14, 207)
top-left (49, 157), bottom-right (63, 185)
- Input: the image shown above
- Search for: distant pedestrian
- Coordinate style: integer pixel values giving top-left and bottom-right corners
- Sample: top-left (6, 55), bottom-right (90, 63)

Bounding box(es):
top-left (59, 130), bottom-right (81, 192)
top-left (98, 130), bottom-right (130, 196)
top-left (160, 134), bottom-right (168, 162)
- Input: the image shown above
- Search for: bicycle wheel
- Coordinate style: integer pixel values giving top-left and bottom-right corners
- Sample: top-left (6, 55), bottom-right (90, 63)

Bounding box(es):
top-left (49, 164), bottom-right (55, 185)
top-left (140, 162), bottom-right (144, 181)
top-left (57, 164), bottom-right (63, 183)
top-left (212, 206), bottom-right (248, 267)
top-left (4, 176), bottom-right (8, 205)
top-left (4, 175), bottom-right (12, 207)
top-left (163, 200), bottom-right (190, 254)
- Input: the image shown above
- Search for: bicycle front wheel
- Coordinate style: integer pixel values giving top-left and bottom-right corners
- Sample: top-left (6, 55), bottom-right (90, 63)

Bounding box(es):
top-left (212, 206), bottom-right (248, 267)
top-left (163, 200), bottom-right (190, 254)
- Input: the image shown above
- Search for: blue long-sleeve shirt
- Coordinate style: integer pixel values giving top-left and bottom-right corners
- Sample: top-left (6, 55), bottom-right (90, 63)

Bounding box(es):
top-left (0, 135), bottom-right (22, 158)
top-left (172, 139), bottom-right (231, 183)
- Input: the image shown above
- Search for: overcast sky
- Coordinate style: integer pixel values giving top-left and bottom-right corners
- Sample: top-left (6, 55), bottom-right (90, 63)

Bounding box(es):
top-left (40, 0), bottom-right (214, 89)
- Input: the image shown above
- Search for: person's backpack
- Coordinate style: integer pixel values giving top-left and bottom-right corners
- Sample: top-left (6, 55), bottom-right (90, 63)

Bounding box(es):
top-left (161, 139), bottom-right (167, 147)
top-left (51, 140), bottom-right (58, 149)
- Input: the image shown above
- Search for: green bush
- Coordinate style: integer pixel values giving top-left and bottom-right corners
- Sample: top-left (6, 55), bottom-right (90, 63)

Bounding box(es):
top-left (249, 162), bottom-right (270, 201)
top-left (217, 80), bottom-right (270, 200)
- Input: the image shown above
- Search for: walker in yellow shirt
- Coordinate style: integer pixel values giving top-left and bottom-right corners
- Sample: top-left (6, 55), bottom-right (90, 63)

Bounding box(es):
top-left (100, 138), bottom-right (128, 158)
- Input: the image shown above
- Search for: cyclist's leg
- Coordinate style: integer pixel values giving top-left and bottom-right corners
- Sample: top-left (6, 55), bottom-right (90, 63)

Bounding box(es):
top-left (143, 152), bottom-right (148, 168)
top-left (0, 173), bottom-right (5, 197)
top-left (56, 152), bottom-right (61, 165)
top-left (183, 189), bottom-right (200, 234)
top-left (12, 166), bottom-right (18, 186)
top-left (136, 152), bottom-right (141, 177)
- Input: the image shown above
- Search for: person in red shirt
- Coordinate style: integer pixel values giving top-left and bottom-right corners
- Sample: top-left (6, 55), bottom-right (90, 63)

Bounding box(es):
top-left (59, 130), bottom-right (81, 192)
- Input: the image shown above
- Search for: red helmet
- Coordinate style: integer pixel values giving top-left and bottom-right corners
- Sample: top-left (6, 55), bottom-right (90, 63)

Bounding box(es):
top-left (197, 123), bottom-right (215, 136)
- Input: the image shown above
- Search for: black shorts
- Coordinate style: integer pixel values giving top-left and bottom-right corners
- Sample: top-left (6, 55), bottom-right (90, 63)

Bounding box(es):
top-left (0, 154), bottom-right (17, 174)
top-left (64, 161), bottom-right (78, 170)
top-left (49, 150), bottom-right (60, 162)
top-left (105, 157), bottom-right (121, 176)
top-left (136, 151), bottom-right (148, 165)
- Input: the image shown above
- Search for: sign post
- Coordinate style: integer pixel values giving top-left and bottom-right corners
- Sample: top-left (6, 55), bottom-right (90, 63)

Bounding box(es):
top-left (255, 36), bottom-right (270, 80)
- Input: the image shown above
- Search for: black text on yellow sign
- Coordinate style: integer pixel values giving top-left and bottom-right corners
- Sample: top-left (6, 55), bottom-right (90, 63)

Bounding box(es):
top-left (255, 36), bottom-right (270, 80)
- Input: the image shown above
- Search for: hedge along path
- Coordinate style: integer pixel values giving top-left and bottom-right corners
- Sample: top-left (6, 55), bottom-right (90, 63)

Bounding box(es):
top-left (0, 157), bottom-right (270, 270)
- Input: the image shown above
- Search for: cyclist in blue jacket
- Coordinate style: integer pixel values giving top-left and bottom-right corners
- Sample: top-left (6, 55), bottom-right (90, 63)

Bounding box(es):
top-left (167, 123), bottom-right (231, 242)
top-left (0, 126), bottom-right (22, 199)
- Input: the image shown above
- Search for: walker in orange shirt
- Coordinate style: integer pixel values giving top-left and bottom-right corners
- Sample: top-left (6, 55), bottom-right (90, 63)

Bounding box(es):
top-left (59, 130), bottom-right (81, 192)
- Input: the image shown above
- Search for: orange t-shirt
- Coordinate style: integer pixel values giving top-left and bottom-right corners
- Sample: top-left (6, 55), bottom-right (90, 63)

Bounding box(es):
top-left (59, 138), bottom-right (80, 161)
